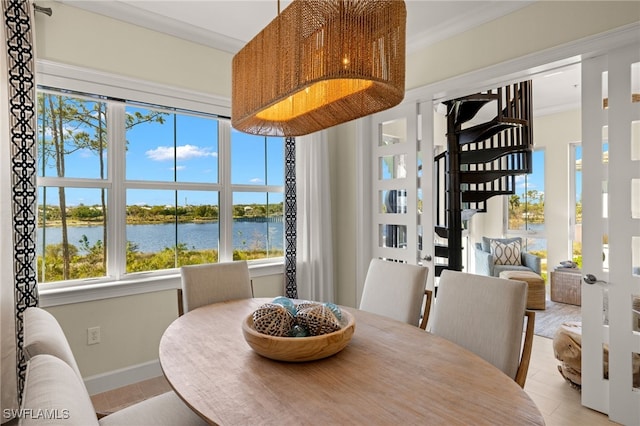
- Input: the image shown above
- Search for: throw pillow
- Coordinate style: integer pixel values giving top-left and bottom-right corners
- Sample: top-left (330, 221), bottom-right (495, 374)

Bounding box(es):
top-left (490, 239), bottom-right (521, 266)
top-left (482, 236), bottom-right (521, 253)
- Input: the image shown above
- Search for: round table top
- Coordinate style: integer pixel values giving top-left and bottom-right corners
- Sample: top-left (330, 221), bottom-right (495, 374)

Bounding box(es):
top-left (159, 298), bottom-right (544, 425)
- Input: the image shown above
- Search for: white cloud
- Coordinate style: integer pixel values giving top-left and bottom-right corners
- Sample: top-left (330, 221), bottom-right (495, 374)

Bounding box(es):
top-left (146, 144), bottom-right (217, 161)
top-left (249, 178), bottom-right (264, 184)
top-left (78, 148), bottom-right (94, 158)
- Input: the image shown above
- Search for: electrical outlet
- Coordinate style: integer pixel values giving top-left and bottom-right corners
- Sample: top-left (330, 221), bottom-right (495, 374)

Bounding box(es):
top-left (87, 326), bottom-right (100, 345)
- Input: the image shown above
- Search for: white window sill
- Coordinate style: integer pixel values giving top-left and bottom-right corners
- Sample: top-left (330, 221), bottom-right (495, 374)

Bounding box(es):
top-left (39, 261), bottom-right (284, 307)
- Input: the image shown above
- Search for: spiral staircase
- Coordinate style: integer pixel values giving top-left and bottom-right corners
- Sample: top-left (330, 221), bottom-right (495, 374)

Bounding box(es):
top-left (432, 81), bottom-right (533, 276)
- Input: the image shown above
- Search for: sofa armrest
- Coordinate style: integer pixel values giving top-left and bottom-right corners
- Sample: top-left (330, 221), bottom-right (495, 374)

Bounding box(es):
top-left (475, 247), bottom-right (494, 276)
top-left (521, 252), bottom-right (541, 275)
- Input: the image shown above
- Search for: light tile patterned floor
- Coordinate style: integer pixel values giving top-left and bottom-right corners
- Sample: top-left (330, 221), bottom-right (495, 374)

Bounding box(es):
top-left (525, 335), bottom-right (617, 426)
top-left (92, 335), bottom-right (617, 425)
top-left (90, 376), bottom-right (171, 415)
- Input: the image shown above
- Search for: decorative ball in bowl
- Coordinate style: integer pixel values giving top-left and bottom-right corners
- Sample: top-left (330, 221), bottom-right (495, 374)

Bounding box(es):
top-left (242, 299), bottom-right (356, 362)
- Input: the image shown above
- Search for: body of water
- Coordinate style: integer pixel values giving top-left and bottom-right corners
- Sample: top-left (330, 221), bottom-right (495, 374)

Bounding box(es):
top-left (37, 220), bottom-right (284, 254)
top-left (516, 223), bottom-right (547, 252)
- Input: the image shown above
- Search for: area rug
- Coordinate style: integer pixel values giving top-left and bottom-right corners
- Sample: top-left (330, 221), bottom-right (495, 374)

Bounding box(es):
top-left (532, 299), bottom-right (581, 339)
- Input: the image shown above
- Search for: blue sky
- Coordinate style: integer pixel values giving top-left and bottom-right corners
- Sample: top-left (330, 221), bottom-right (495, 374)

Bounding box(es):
top-left (514, 150), bottom-right (545, 201)
top-left (515, 148), bottom-right (584, 203)
top-left (39, 104), bottom-right (284, 206)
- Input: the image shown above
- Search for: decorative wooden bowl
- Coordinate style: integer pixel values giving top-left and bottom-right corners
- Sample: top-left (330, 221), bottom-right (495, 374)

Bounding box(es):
top-left (242, 310), bottom-right (355, 362)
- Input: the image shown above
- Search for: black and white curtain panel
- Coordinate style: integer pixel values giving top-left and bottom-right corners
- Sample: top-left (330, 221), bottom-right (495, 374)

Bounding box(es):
top-left (286, 131), bottom-right (336, 302)
top-left (1, 0), bottom-right (39, 420)
top-left (284, 136), bottom-right (297, 298)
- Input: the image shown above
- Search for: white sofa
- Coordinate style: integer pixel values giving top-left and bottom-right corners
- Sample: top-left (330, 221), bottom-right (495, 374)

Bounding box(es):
top-left (20, 307), bottom-right (206, 426)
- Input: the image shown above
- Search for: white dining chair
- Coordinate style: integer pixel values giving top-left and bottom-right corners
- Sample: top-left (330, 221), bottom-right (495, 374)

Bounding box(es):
top-left (359, 258), bottom-right (431, 329)
top-left (179, 260), bottom-right (253, 315)
top-left (429, 270), bottom-right (535, 387)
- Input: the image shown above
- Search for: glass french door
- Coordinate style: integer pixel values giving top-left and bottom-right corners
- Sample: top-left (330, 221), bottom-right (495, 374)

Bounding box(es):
top-left (581, 44), bottom-right (640, 424)
top-left (371, 103), bottom-right (418, 264)
top-left (369, 101), bottom-right (436, 296)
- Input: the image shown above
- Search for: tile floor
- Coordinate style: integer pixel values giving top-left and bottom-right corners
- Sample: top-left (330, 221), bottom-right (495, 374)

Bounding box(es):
top-left (524, 335), bottom-right (616, 425)
top-left (90, 375), bottom-right (171, 416)
top-left (92, 335), bottom-right (617, 425)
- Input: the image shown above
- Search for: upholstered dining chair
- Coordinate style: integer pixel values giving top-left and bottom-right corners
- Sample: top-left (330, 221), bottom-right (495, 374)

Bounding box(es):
top-left (359, 258), bottom-right (431, 329)
top-left (429, 270), bottom-right (535, 387)
top-left (21, 307), bottom-right (207, 425)
top-left (179, 260), bottom-right (253, 315)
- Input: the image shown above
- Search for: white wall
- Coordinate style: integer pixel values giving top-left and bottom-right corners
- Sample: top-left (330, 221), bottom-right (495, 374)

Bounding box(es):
top-left (35, 1), bottom-right (232, 97)
top-left (405, 1), bottom-right (640, 91)
top-left (328, 123), bottom-right (358, 307)
top-left (45, 290), bottom-right (178, 378)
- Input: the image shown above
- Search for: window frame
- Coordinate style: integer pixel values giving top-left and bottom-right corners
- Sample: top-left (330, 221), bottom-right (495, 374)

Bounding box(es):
top-left (36, 61), bottom-right (284, 307)
top-left (503, 148), bottom-right (547, 251)
top-left (569, 142), bottom-right (582, 263)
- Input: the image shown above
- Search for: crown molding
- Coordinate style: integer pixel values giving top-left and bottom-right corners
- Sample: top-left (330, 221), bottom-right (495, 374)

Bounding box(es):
top-left (58, 0), bottom-right (534, 55)
top-left (56, 0), bottom-right (244, 53)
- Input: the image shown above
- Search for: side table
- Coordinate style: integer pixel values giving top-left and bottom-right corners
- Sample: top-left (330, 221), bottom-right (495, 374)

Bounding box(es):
top-left (550, 270), bottom-right (582, 306)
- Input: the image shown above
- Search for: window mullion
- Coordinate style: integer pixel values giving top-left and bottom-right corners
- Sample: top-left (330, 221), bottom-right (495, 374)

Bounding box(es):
top-left (230, 185), bottom-right (285, 193)
top-left (108, 101), bottom-right (126, 280)
top-left (219, 121), bottom-right (233, 262)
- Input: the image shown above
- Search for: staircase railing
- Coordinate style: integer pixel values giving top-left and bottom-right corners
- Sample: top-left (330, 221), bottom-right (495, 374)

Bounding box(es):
top-left (433, 81), bottom-right (533, 275)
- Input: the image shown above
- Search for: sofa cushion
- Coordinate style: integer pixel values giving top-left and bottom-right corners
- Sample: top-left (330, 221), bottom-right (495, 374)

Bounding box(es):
top-left (493, 264), bottom-right (533, 276)
top-left (19, 355), bottom-right (99, 426)
top-left (23, 307), bottom-right (84, 383)
top-left (99, 391), bottom-right (207, 426)
top-left (490, 239), bottom-right (522, 266)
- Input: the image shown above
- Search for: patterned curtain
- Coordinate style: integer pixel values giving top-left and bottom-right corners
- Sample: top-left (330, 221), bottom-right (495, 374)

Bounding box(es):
top-left (284, 136), bottom-right (297, 298)
top-left (1, 0), bottom-right (39, 419)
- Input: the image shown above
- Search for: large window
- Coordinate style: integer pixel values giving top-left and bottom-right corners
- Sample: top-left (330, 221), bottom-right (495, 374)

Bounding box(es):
top-left (37, 89), bottom-right (284, 286)
top-left (506, 149), bottom-right (547, 276)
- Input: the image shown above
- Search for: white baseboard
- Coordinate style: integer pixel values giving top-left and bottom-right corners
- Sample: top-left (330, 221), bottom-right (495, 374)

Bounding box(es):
top-left (84, 359), bottom-right (162, 396)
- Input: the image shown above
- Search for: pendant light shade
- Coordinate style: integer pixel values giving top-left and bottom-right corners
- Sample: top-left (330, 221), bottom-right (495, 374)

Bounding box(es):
top-left (232, 0), bottom-right (406, 137)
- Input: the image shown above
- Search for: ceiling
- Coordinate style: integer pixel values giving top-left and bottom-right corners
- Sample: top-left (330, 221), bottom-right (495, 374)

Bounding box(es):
top-left (57, 0), bottom-right (582, 115)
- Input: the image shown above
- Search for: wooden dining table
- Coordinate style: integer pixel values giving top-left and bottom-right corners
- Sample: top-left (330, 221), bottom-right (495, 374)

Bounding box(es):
top-left (159, 298), bottom-right (545, 425)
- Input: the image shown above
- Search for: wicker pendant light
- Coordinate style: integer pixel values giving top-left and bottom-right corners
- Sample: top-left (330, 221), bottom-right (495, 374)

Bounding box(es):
top-left (232, 0), bottom-right (406, 137)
